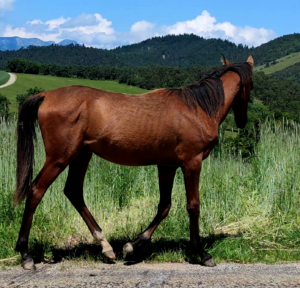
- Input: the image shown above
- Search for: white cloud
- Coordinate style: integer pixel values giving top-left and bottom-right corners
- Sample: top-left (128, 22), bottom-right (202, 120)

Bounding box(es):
top-left (125, 11), bottom-right (276, 47)
top-left (128, 20), bottom-right (157, 43)
top-left (163, 10), bottom-right (276, 47)
top-left (45, 17), bottom-right (70, 30)
top-left (0, 0), bottom-right (15, 10)
top-left (167, 10), bottom-right (216, 35)
top-left (0, 10), bottom-right (276, 48)
top-left (27, 20), bottom-right (43, 25)
top-left (130, 20), bottom-right (155, 34)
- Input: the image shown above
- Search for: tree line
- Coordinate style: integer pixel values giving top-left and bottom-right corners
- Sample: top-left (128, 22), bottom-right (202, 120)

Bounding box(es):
top-left (6, 58), bottom-right (206, 90)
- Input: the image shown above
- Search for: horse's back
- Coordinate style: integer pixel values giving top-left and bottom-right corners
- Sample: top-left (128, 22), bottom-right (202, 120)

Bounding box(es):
top-left (36, 85), bottom-right (179, 160)
top-left (36, 85), bottom-right (215, 166)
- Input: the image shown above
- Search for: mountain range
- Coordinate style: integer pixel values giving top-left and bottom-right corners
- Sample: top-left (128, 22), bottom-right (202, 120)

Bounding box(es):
top-left (0, 34), bottom-right (300, 69)
top-left (0, 37), bottom-right (78, 51)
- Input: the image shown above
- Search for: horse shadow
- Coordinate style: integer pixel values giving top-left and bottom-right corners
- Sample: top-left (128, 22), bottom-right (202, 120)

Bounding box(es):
top-left (29, 233), bottom-right (233, 266)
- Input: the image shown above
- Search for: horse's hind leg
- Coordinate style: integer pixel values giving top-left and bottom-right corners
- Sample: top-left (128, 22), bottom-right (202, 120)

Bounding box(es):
top-left (16, 157), bottom-right (68, 270)
top-left (63, 146), bottom-right (115, 260)
top-left (123, 165), bottom-right (177, 259)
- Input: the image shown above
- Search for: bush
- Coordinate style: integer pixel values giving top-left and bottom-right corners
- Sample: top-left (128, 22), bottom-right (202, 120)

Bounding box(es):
top-left (16, 87), bottom-right (44, 108)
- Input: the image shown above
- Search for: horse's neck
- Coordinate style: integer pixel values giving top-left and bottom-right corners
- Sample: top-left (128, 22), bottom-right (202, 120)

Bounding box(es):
top-left (216, 72), bottom-right (241, 126)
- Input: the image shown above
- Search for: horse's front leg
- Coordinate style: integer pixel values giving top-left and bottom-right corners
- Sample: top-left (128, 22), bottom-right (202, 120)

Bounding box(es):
top-left (182, 155), bottom-right (216, 267)
top-left (123, 165), bottom-right (177, 259)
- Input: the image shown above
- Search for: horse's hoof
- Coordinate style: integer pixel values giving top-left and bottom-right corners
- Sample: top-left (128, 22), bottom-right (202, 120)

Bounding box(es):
top-left (103, 250), bottom-right (116, 260)
top-left (201, 258), bottom-right (217, 267)
top-left (21, 258), bottom-right (36, 271)
top-left (123, 243), bottom-right (134, 259)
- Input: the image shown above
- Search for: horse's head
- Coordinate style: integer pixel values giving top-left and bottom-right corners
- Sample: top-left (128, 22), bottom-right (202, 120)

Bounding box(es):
top-left (222, 55), bottom-right (254, 129)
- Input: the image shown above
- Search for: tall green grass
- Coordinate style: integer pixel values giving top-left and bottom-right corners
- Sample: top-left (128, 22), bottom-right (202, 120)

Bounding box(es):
top-left (1, 118), bottom-right (300, 265)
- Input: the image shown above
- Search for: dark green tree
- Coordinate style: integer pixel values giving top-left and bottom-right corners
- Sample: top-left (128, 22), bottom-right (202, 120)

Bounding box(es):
top-left (16, 87), bottom-right (44, 108)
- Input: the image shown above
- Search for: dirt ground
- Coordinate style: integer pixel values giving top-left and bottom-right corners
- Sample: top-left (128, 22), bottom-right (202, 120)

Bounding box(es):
top-left (1, 261), bottom-right (300, 287)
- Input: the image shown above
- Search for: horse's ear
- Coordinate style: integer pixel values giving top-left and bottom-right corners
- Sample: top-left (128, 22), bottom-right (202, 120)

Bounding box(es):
top-left (221, 54), bottom-right (231, 66)
top-left (246, 55), bottom-right (254, 67)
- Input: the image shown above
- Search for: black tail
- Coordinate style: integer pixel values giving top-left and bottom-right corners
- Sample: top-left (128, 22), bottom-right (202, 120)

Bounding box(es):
top-left (15, 95), bottom-right (45, 205)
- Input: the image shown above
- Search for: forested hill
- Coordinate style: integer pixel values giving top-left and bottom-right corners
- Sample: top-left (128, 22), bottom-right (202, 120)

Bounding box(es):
top-left (245, 34), bottom-right (300, 65)
top-left (0, 35), bottom-right (245, 68)
top-left (0, 33), bottom-right (300, 68)
top-left (272, 62), bottom-right (300, 84)
top-left (113, 33), bottom-right (300, 67)
top-left (112, 34), bottom-right (245, 67)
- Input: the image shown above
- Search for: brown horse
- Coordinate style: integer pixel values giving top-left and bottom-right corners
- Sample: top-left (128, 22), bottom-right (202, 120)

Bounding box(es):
top-left (15, 55), bottom-right (254, 270)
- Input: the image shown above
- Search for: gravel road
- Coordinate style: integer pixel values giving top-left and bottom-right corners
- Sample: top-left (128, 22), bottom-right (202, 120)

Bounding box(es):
top-left (0, 73), bottom-right (17, 88)
top-left (1, 261), bottom-right (300, 287)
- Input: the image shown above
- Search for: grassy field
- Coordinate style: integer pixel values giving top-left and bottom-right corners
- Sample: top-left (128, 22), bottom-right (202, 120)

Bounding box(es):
top-left (1, 118), bottom-right (300, 266)
top-left (254, 52), bottom-right (300, 74)
top-left (0, 73), bottom-right (147, 113)
top-left (0, 71), bottom-right (9, 86)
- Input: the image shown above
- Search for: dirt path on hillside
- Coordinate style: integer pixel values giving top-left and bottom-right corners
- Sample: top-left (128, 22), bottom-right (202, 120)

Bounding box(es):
top-left (1, 261), bottom-right (300, 287)
top-left (0, 73), bottom-right (17, 88)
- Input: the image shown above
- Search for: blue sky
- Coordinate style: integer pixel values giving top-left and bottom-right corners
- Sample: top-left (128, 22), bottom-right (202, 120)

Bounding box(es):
top-left (0, 0), bottom-right (299, 48)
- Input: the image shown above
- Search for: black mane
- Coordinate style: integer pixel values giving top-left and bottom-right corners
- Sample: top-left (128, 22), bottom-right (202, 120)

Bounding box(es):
top-left (169, 62), bottom-right (253, 117)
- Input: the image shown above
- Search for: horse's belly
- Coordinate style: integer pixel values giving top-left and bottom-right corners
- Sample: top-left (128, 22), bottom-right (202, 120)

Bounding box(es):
top-left (87, 139), bottom-right (177, 166)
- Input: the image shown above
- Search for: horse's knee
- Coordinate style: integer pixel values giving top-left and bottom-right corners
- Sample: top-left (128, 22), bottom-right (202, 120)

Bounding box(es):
top-left (26, 188), bottom-right (45, 210)
top-left (186, 203), bottom-right (199, 217)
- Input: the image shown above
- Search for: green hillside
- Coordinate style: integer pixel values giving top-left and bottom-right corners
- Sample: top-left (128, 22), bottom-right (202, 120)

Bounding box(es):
top-left (254, 52), bottom-right (300, 74)
top-left (243, 33), bottom-right (300, 65)
top-left (252, 50), bottom-right (300, 85)
top-left (0, 73), bottom-right (147, 113)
